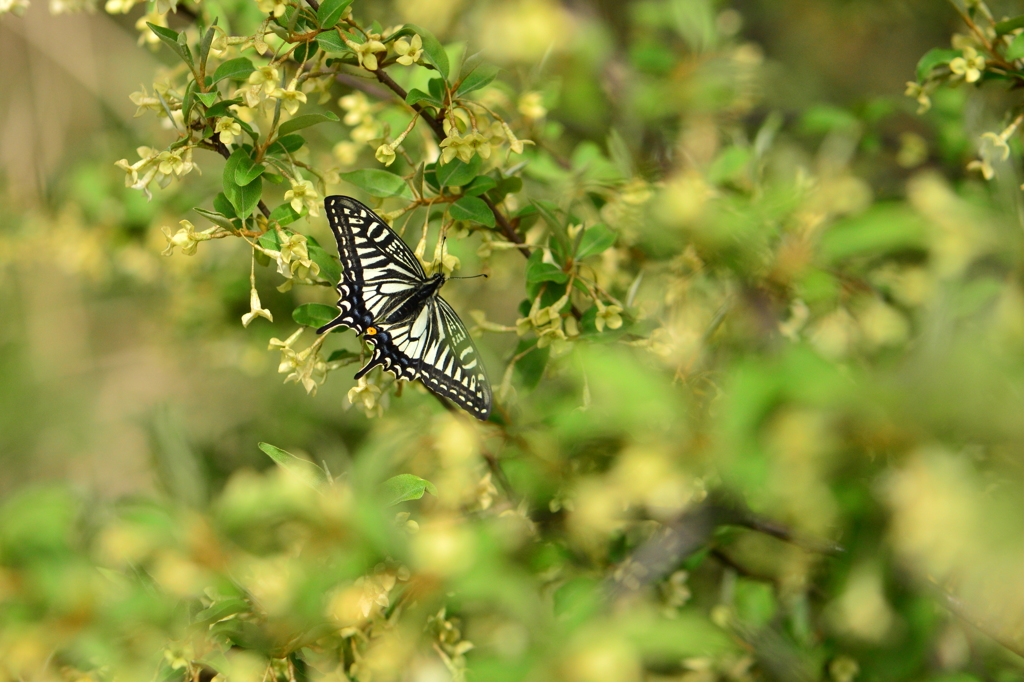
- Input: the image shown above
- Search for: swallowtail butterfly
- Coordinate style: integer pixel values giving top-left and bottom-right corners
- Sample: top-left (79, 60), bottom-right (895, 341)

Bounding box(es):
top-left (317, 196), bottom-right (493, 420)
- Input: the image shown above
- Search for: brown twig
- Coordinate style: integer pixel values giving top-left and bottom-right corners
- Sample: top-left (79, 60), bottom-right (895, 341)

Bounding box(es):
top-left (933, 582), bottom-right (1024, 657)
top-left (606, 496), bottom-right (844, 601)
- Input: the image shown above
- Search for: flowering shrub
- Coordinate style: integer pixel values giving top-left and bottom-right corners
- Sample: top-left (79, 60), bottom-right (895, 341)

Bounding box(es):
top-left (6, 0), bottom-right (1024, 680)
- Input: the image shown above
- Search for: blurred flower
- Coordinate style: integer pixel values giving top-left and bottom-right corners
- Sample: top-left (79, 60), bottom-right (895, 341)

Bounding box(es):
top-left (0, 0), bottom-right (29, 15)
top-left (334, 140), bottom-right (360, 165)
top-left (949, 46), bottom-right (985, 83)
top-left (128, 85), bottom-right (163, 118)
top-left (106, 0), bottom-right (139, 14)
top-left (256, 0), bottom-right (285, 17)
top-left (135, 11), bottom-right (167, 47)
top-left (518, 91), bottom-right (547, 121)
top-left (241, 287), bottom-right (273, 327)
top-left (339, 92), bottom-right (374, 126)
top-left (214, 117), bottom-right (243, 145)
top-left (393, 35), bottom-right (423, 65)
top-left (536, 324), bottom-right (567, 349)
top-left (347, 376), bottom-right (382, 417)
top-left (160, 220), bottom-right (214, 256)
top-left (269, 330), bottom-right (327, 394)
top-left (284, 179), bottom-right (319, 216)
top-left (501, 121), bottom-right (533, 155)
top-left (328, 571), bottom-right (398, 625)
top-left (904, 81), bottom-right (931, 115)
top-left (594, 301), bottom-right (623, 332)
top-left (661, 570), bottom-right (692, 610)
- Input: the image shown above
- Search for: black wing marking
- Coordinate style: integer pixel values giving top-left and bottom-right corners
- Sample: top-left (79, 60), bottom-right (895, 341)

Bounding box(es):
top-left (414, 298), bottom-right (492, 420)
top-left (318, 196), bottom-right (425, 335)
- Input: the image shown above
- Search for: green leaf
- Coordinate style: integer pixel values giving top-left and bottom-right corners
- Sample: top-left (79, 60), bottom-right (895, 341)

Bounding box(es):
top-left (316, 0), bottom-right (353, 29)
top-left (199, 19), bottom-right (218, 76)
top-left (233, 153), bottom-right (265, 187)
top-left (195, 91), bottom-right (218, 108)
top-left (525, 249), bottom-right (568, 284)
top-left (269, 202), bottom-right (301, 227)
top-left (293, 303), bottom-right (340, 328)
top-left (435, 155), bottom-right (481, 187)
top-left (147, 23), bottom-right (192, 67)
top-left (575, 224), bottom-right (616, 260)
top-left (463, 175), bottom-right (497, 196)
top-left (212, 58), bottom-right (255, 83)
top-left (223, 148), bottom-right (263, 221)
top-left (194, 598), bottom-right (250, 627)
top-left (487, 175), bottom-right (522, 202)
top-left (307, 237), bottom-right (341, 283)
top-left (316, 31), bottom-right (349, 53)
top-left (450, 195), bottom-right (495, 226)
top-left (995, 14), bottom-right (1024, 35)
top-left (192, 207), bottom-right (236, 231)
top-left (294, 41), bottom-right (319, 62)
top-left (327, 349), bottom-right (359, 363)
top-left (456, 63), bottom-right (498, 97)
top-left (266, 134), bottom-right (305, 156)
top-left (407, 24), bottom-right (449, 80)
top-left (406, 88), bottom-right (443, 108)
top-left (819, 204), bottom-right (929, 261)
top-left (204, 98), bottom-right (242, 119)
top-left (339, 169), bottom-right (414, 199)
top-left (513, 339), bottom-right (549, 391)
top-left (277, 111), bottom-right (340, 137)
top-left (258, 229), bottom-right (281, 251)
top-left (175, 30), bottom-right (196, 69)
top-left (1007, 33), bottom-right (1024, 61)
top-left (182, 79), bottom-right (197, 127)
top-left (916, 48), bottom-right (959, 82)
top-left (381, 474), bottom-right (438, 506)
top-left (214, 192), bottom-right (237, 219)
top-left (258, 442), bottom-right (329, 492)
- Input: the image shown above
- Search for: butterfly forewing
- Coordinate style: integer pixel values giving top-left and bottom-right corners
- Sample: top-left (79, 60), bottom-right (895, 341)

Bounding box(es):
top-left (318, 195), bottom-right (493, 420)
top-left (321, 195), bottom-right (425, 330)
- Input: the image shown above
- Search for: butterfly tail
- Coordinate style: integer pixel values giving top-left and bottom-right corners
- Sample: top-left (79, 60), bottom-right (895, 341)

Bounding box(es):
top-left (317, 315), bottom-right (350, 335)
top-left (353, 347), bottom-right (388, 380)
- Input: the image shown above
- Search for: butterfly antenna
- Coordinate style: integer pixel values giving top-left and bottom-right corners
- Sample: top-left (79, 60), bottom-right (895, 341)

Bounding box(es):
top-left (449, 273), bottom-right (489, 280)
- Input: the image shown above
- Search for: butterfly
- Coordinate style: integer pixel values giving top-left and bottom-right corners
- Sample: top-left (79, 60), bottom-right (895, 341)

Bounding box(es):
top-left (317, 195), bottom-right (493, 421)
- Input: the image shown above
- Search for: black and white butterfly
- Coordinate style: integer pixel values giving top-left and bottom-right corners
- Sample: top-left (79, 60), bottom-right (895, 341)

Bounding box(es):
top-left (317, 195), bottom-right (492, 420)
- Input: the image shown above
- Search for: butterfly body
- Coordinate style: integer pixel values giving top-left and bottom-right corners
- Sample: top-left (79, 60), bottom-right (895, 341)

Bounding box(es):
top-left (317, 196), bottom-right (492, 420)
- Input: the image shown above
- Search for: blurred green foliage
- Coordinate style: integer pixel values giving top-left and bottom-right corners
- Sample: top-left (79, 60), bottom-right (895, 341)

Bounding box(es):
top-left (5, 0), bottom-right (1024, 680)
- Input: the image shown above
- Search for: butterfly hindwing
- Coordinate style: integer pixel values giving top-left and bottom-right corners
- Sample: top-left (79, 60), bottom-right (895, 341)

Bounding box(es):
top-left (318, 195), bottom-right (493, 420)
top-left (414, 298), bottom-right (492, 419)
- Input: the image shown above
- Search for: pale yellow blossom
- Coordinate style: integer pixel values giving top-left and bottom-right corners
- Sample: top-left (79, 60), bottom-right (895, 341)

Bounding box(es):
top-left (283, 179), bottom-right (319, 216)
top-left (393, 35), bottom-right (423, 65)
top-left (214, 117), bottom-right (243, 145)
top-left (241, 287), bottom-right (273, 327)
top-left (160, 220), bottom-right (215, 256)
top-left (595, 301), bottom-right (623, 332)
top-left (949, 46), bottom-right (985, 83)
top-left (270, 84), bottom-right (307, 115)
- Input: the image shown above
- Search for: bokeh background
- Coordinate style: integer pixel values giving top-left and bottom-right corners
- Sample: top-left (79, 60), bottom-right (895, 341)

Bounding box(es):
top-left (6, 0), bottom-right (1024, 680)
